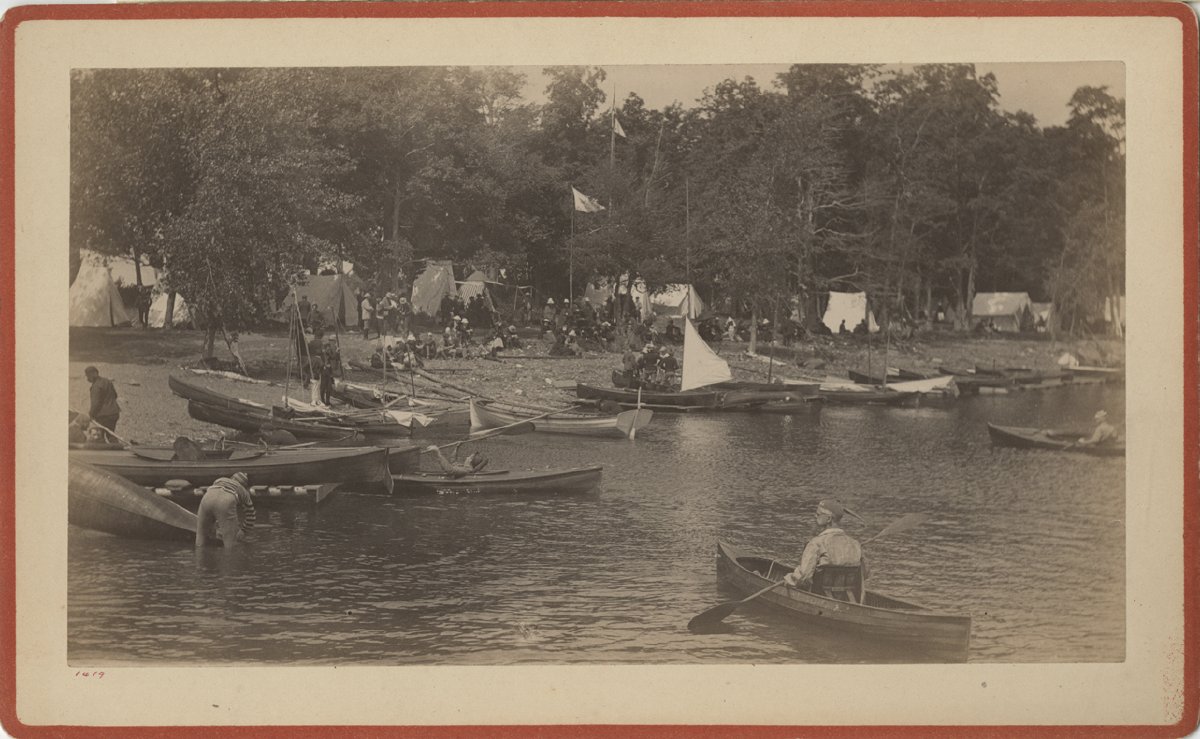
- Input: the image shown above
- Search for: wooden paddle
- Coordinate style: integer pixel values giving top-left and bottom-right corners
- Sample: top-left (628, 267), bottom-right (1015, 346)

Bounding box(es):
top-left (686, 512), bottom-right (930, 631)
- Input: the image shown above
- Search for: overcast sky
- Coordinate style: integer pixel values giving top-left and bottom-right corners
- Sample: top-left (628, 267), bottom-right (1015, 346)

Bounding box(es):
top-left (518, 62), bottom-right (1124, 128)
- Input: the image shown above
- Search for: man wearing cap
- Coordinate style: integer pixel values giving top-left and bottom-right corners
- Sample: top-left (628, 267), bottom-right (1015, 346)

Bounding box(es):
top-left (84, 366), bottom-right (121, 442)
top-left (195, 471), bottom-right (256, 548)
top-left (785, 499), bottom-right (868, 590)
top-left (1078, 410), bottom-right (1119, 447)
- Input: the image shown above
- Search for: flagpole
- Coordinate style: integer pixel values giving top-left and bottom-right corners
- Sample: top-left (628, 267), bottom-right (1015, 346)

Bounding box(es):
top-left (570, 201), bottom-right (575, 304)
top-left (609, 85), bottom-right (616, 212)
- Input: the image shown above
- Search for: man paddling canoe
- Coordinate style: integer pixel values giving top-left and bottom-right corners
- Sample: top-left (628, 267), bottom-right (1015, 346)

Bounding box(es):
top-left (1076, 410), bottom-right (1120, 447)
top-left (785, 498), bottom-right (869, 590)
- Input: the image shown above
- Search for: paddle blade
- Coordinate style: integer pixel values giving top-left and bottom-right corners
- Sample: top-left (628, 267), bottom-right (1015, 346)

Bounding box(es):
top-left (687, 601), bottom-right (741, 632)
top-left (615, 409), bottom-right (654, 437)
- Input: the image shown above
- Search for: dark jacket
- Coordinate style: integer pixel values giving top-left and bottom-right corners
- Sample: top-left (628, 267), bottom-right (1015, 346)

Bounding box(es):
top-left (88, 377), bottom-right (120, 419)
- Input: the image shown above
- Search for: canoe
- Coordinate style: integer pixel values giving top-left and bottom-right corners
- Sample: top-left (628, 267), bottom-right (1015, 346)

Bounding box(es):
top-left (576, 383), bottom-right (721, 410)
top-left (751, 397), bottom-right (824, 414)
top-left (69, 444), bottom-right (395, 490)
top-left (329, 381), bottom-right (407, 409)
top-left (69, 460), bottom-right (197, 541)
top-left (713, 380), bottom-right (820, 396)
top-left (171, 374), bottom-right (411, 436)
top-left (818, 387), bottom-right (917, 405)
top-left (393, 465), bottom-right (603, 496)
top-left (470, 399), bottom-right (649, 437)
top-left (848, 368), bottom-right (929, 384)
top-left (985, 423), bottom-right (1125, 456)
top-left (188, 399), bottom-right (363, 440)
top-left (715, 541), bottom-right (971, 661)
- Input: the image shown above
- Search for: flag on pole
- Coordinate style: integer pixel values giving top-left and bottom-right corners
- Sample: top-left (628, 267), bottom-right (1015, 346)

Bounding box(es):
top-left (572, 187), bottom-right (606, 213)
top-left (612, 113), bottom-right (627, 139)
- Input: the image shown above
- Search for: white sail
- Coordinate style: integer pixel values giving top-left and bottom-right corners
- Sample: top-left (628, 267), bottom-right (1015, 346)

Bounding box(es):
top-left (681, 318), bottom-right (732, 391)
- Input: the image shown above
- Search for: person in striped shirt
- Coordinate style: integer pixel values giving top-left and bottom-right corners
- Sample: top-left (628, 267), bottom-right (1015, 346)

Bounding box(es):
top-left (195, 471), bottom-right (256, 548)
top-left (784, 498), bottom-right (868, 589)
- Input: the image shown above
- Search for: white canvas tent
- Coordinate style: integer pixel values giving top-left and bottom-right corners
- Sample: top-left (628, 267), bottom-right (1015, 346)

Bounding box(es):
top-left (972, 292), bottom-right (1033, 332)
top-left (279, 274), bottom-right (360, 327)
top-left (650, 284), bottom-right (705, 319)
top-left (410, 261), bottom-right (457, 317)
top-left (457, 271), bottom-right (497, 312)
top-left (70, 255), bottom-right (132, 327)
top-left (822, 292), bottom-right (878, 334)
top-left (148, 291), bottom-right (193, 328)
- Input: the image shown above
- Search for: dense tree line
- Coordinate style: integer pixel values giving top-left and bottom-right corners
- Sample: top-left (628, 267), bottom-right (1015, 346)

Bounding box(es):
top-left (71, 64), bottom-right (1125, 352)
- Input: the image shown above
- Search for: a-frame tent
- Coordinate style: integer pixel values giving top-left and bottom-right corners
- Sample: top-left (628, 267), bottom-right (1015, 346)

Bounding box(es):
top-left (279, 274), bottom-right (360, 327)
top-left (69, 256), bottom-right (132, 327)
top-left (410, 260), bottom-right (458, 317)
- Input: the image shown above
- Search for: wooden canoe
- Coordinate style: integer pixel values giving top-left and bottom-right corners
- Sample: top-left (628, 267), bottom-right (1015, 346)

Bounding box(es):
top-left (848, 368), bottom-right (928, 384)
top-left (187, 399), bottom-right (363, 440)
top-left (576, 383), bottom-right (721, 410)
top-left (69, 460), bottom-right (197, 541)
top-left (70, 444), bottom-right (395, 490)
top-left (470, 399), bottom-right (648, 437)
top-left (985, 423), bottom-right (1125, 456)
top-left (393, 465), bottom-right (602, 496)
top-left (818, 387), bottom-right (917, 405)
top-left (716, 541), bottom-right (971, 661)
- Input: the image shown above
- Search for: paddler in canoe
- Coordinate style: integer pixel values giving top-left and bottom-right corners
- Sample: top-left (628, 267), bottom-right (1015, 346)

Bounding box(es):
top-left (1075, 410), bottom-right (1120, 448)
top-left (424, 445), bottom-right (489, 478)
top-left (784, 498), bottom-right (870, 596)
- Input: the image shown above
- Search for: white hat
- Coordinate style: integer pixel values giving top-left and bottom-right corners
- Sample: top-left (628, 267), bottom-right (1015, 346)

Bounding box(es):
top-left (462, 318), bottom-right (469, 325)
top-left (1095, 410), bottom-right (1108, 421)
top-left (547, 298), bottom-right (555, 305)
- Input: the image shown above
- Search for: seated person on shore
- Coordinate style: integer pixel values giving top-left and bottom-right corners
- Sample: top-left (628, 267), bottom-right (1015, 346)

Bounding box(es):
top-left (784, 498), bottom-right (868, 594)
top-left (486, 328), bottom-right (506, 358)
top-left (418, 333), bottom-right (438, 360)
top-left (370, 345), bottom-right (393, 369)
top-left (195, 471), bottom-right (256, 548)
top-left (548, 331), bottom-right (572, 356)
top-left (308, 304), bottom-right (326, 336)
top-left (664, 319), bottom-right (683, 345)
top-left (564, 330), bottom-right (581, 356)
top-left (424, 446), bottom-right (489, 478)
top-left (505, 325), bottom-right (523, 350)
top-left (1077, 410), bottom-right (1119, 446)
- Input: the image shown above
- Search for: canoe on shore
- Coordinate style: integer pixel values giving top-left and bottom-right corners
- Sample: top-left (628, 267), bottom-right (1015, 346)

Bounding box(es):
top-left (848, 368), bottom-right (929, 385)
top-left (577, 383), bottom-right (721, 410)
top-left (69, 444), bottom-right (395, 491)
top-left (818, 387), bottom-right (917, 405)
top-left (188, 399), bottom-right (363, 441)
top-left (470, 399), bottom-right (650, 437)
top-left (393, 465), bottom-right (603, 496)
top-left (69, 460), bottom-right (197, 541)
top-left (715, 541), bottom-right (971, 662)
top-left (986, 423), bottom-right (1125, 456)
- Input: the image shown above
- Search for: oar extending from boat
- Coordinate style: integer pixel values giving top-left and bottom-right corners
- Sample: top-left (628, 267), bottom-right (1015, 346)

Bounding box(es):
top-left (686, 512), bottom-right (930, 631)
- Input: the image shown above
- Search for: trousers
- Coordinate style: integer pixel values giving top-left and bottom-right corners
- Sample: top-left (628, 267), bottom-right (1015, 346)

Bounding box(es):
top-left (196, 488), bottom-right (244, 547)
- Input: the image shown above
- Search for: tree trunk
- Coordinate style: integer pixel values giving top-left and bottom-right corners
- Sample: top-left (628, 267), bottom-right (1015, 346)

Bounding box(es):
top-left (923, 282), bottom-right (933, 330)
top-left (203, 325), bottom-right (218, 359)
top-left (772, 299), bottom-right (781, 350)
top-left (164, 292), bottom-right (177, 331)
top-left (390, 177), bottom-right (403, 241)
top-left (749, 303), bottom-right (759, 355)
top-left (965, 261), bottom-right (976, 330)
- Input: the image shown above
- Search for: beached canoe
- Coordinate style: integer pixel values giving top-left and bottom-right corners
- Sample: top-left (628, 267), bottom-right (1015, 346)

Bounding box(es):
top-left (577, 383), bottom-right (722, 410)
top-left (69, 460), bottom-right (197, 541)
top-left (187, 399), bottom-right (362, 440)
top-left (70, 444), bottom-right (395, 490)
top-left (470, 399), bottom-right (650, 437)
top-left (393, 465), bottom-right (603, 496)
top-left (715, 541), bottom-right (971, 661)
top-left (818, 387), bottom-right (917, 405)
top-left (848, 368), bottom-right (929, 384)
top-left (985, 423), bottom-right (1125, 456)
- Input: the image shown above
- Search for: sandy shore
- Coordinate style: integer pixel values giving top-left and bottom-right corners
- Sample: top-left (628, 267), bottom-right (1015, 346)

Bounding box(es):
top-left (69, 324), bottom-right (1122, 446)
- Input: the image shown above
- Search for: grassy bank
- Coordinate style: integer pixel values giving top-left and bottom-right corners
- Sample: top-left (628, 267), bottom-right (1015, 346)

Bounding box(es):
top-left (69, 325), bottom-right (1122, 446)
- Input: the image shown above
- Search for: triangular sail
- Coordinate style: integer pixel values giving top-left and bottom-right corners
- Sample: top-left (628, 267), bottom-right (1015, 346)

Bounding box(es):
top-left (681, 318), bottom-right (732, 391)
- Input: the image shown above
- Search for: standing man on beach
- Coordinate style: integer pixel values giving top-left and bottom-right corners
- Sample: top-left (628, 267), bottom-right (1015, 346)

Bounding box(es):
top-left (84, 366), bottom-right (120, 442)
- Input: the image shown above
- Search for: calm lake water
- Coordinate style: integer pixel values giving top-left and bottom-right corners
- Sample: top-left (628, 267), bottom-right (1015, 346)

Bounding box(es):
top-left (69, 383), bottom-right (1124, 664)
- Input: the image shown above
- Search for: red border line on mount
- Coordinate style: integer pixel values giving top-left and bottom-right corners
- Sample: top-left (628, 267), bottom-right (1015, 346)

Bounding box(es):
top-left (0, 2), bottom-right (1196, 737)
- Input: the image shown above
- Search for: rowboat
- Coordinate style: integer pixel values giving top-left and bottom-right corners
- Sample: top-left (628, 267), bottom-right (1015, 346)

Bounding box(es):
top-left (188, 399), bottom-right (362, 440)
top-left (69, 460), bottom-right (197, 541)
top-left (986, 423), bottom-right (1125, 456)
top-left (393, 465), bottom-right (603, 496)
top-left (715, 541), bottom-right (971, 661)
top-left (470, 399), bottom-right (651, 437)
top-left (69, 444), bottom-right (395, 491)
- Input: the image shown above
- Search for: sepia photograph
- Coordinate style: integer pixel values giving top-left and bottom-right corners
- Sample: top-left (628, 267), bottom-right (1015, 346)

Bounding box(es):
top-left (4, 4), bottom-right (1195, 733)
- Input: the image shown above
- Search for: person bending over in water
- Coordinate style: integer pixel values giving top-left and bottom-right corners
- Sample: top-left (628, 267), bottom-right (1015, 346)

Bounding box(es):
top-left (196, 471), bottom-right (256, 548)
top-left (424, 446), bottom-right (489, 478)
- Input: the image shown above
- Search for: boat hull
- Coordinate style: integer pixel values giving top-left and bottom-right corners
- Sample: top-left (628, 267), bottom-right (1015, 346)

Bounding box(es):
top-left (70, 445), bottom-right (394, 489)
top-left (818, 388), bottom-right (917, 405)
top-left (69, 460), bottom-right (197, 541)
top-left (470, 399), bottom-right (634, 437)
top-left (187, 400), bottom-right (361, 441)
top-left (576, 383), bottom-right (720, 410)
top-left (715, 541), bottom-right (971, 661)
top-left (393, 466), bottom-right (602, 496)
top-left (986, 423), bottom-right (1125, 456)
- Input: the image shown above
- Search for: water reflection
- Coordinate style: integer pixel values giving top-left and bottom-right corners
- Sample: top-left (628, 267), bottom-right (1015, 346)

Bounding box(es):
top-left (69, 384), bottom-right (1124, 664)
